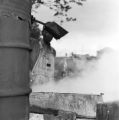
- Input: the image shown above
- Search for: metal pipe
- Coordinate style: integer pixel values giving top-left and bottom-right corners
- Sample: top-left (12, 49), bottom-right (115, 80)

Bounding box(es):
top-left (0, 0), bottom-right (31, 120)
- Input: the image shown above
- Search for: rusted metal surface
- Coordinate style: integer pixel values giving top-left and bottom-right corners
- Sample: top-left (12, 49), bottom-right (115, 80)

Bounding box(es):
top-left (30, 92), bottom-right (103, 118)
top-left (0, 0), bottom-right (31, 120)
top-left (97, 102), bottom-right (119, 120)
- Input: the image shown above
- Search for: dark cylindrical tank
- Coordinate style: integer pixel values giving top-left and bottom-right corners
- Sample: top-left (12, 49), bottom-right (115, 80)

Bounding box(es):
top-left (0, 0), bottom-right (31, 120)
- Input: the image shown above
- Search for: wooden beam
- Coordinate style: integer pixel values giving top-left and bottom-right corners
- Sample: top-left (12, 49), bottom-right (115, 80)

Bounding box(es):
top-left (30, 92), bottom-right (103, 117)
top-left (30, 106), bottom-right (96, 119)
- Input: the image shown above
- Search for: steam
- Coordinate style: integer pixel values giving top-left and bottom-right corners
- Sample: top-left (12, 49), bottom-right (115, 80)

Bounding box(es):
top-left (31, 47), bottom-right (119, 102)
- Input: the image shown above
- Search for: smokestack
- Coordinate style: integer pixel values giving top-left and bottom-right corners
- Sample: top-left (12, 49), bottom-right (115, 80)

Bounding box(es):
top-left (0, 0), bottom-right (31, 120)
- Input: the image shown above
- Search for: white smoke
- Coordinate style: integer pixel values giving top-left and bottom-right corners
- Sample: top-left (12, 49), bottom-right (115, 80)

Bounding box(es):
top-left (32, 48), bottom-right (119, 102)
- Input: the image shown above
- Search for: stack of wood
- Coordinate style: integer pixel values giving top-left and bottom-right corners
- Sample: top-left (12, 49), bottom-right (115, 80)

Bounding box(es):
top-left (30, 92), bottom-right (103, 120)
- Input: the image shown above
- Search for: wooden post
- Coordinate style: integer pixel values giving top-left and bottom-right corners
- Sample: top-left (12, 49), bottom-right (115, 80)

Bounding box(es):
top-left (97, 102), bottom-right (119, 120)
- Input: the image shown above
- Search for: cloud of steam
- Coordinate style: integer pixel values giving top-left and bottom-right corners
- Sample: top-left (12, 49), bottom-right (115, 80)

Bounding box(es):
top-left (31, 47), bottom-right (119, 102)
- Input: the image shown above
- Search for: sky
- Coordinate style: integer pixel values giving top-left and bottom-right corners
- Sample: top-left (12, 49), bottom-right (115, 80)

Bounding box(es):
top-left (32, 0), bottom-right (119, 102)
top-left (33, 0), bottom-right (119, 56)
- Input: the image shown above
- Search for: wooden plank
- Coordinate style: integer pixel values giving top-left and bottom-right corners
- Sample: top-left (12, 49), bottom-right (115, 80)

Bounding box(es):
top-left (30, 107), bottom-right (96, 119)
top-left (97, 102), bottom-right (119, 120)
top-left (30, 92), bottom-right (103, 117)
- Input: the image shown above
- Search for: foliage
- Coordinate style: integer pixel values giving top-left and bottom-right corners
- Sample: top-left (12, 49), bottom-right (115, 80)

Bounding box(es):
top-left (30, 0), bottom-right (86, 39)
top-left (31, 0), bottom-right (86, 23)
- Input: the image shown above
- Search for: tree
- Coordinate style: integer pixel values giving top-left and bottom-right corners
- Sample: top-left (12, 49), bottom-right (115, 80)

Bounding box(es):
top-left (31, 0), bottom-right (86, 23)
top-left (30, 0), bottom-right (86, 39)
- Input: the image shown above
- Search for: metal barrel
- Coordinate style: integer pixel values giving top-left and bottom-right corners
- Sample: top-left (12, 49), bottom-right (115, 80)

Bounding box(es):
top-left (0, 0), bottom-right (31, 120)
